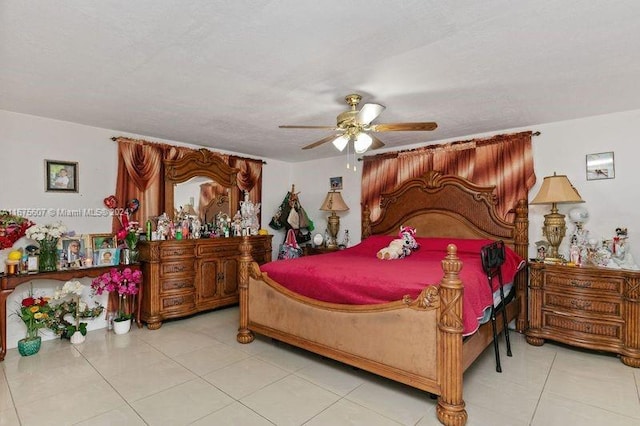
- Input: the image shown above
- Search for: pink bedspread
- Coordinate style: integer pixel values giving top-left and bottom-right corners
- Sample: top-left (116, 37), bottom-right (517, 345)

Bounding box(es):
top-left (260, 236), bottom-right (524, 335)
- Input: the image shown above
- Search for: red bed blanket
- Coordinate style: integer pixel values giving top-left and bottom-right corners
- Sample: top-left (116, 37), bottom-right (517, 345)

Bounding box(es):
top-left (260, 236), bottom-right (524, 335)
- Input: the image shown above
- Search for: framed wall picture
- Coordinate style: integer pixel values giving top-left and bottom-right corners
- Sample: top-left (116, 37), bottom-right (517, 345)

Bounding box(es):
top-left (330, 176), bottom-right (343, 190)
top-left (90, 233), bottom-right (117, 250)
top-left (586, 152), bottom-right (615, 180)
top-left (98, 248), bottom-right (118, 266)
top-left (45, 160), bottom-right (78, 192)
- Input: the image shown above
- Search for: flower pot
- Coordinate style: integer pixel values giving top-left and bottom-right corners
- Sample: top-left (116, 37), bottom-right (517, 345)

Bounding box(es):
top-left (113, 318), bottom-right (131, 335)
top-left (18, 336), bottom-right (41, 356)
top-left (70, 330), bottom-right (85, 345)
top-left (38, 238), bottom-right (58, 272)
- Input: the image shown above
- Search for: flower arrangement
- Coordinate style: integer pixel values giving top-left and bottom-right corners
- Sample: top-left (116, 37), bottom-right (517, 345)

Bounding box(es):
top-left (91, 267), bottom-right (141, 322)
top-left (121, 221), bottom-right (140, 251)
top-left (16, 290), bottom-right (52, 340)
top-left (25, 221), bottom-right (67, 242)
top-left (0, 210), bottom-right (34, 249)
top-left (49, 280), bottom-right (104, 339)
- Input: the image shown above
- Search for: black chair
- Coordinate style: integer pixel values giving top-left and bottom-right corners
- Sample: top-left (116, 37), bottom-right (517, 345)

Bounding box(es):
top-left (480, 240), bottom-right (512, 372)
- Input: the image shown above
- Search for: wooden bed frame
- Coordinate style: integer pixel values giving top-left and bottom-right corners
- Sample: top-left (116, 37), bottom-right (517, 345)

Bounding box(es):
top-left (237, 171), bottom-right (529, 425)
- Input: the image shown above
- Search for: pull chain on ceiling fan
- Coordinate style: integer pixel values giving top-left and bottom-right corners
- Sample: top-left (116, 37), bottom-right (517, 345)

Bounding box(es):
top-left (279, 93), bottom-right (438, 154)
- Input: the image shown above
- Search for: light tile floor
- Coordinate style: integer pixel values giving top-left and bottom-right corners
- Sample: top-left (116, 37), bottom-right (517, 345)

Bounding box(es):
top-left (2, 306), bottom-right (639, 425)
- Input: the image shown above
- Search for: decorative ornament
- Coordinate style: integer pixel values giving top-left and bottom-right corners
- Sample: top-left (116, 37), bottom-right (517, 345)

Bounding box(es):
top-left (103, 195), bottom-right (117, 209)
top-left (127, 198), bottom-right (140, 214)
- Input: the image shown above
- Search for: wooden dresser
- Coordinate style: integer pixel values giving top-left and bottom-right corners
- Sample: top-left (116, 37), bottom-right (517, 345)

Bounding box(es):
top-left (138, 235), bottom-right (272, 329)
top-left (526, 262), bottom-right (640, 367)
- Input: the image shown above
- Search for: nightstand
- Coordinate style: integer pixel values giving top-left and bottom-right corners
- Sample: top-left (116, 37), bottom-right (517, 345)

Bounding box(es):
top-left (302, 245), bottom-right (340, 256)
top-left (526, 261), bottom-right (640, 367)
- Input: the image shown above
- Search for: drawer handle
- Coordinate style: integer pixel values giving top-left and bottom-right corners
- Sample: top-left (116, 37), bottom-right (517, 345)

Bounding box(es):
top-left (570, 300), bottom-right (592, 310)
top-left (570, 280), bottom-right (591, 288)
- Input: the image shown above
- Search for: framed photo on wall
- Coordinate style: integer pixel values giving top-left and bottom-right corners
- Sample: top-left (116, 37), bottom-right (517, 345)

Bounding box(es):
top-left (330, 176), bottom-right (343, 190)
top-left (45, 160), bottom-right (78, 192)
top-left (586, 152), bottom-right (615, 180)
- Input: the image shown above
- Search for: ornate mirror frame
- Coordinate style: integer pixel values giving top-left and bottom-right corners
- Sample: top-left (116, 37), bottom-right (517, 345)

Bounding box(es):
top-left (164, 149), bottom-right (240, 220)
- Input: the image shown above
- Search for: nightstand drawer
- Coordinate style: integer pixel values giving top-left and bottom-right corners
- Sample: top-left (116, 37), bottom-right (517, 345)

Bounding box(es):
top-left (545, 272), bottom-right (623, 295)
top-left (544, 291), bottom-right (622, 318)
top-left (542, 311), bottom-right (622, 340)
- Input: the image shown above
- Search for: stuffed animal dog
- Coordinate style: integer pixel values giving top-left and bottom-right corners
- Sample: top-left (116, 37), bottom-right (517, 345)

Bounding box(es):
top-left (377, 226), bottom-right (419, 260)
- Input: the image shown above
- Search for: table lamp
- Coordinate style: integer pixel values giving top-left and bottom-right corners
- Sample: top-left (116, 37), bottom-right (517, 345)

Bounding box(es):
top-left (530, 172), bottom-right (584, 260)
top-left (319, 191), bottom-right (349, 248)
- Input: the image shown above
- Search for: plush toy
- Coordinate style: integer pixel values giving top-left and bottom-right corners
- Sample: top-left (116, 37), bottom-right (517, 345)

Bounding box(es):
top-left (377, 226), bottom-right (419, 260)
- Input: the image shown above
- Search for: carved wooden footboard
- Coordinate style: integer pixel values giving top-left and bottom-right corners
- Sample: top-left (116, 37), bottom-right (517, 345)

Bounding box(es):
top-left (238, 238), bottom-right (468, 425)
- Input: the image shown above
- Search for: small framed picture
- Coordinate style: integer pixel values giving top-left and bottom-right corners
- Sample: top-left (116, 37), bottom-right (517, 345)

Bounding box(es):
top-left (98, 248), bottom-right (118, 266)
top-left (90, 233), bottom-right (117, 250)
top-left (58, 236), bottom-right (88, 264)
top-left (330, 176), bottom-right (343, 190)
top-left (586, 152), bottom-right (615, 180)
top-left (45, 160), bottom-right (78, 192)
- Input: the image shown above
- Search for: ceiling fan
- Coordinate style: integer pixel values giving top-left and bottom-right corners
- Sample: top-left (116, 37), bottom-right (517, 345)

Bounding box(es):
top-left (279, 93), bottom-right (438, 154)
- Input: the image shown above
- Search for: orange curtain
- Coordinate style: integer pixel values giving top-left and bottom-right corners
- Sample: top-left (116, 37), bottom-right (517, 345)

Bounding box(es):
top-left (114, 139), bottom-right (165, 229)
top-left (361, 131), bottom-right (536, 221)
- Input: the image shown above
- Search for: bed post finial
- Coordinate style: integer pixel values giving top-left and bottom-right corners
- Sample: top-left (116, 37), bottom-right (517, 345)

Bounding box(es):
top-left (237, 235), bottom-right (255, 344)
top-left (437, 244), bottom-right (467, 425)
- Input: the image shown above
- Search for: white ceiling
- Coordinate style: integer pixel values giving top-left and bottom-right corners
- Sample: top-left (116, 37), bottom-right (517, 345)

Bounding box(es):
top-left (2, 1), bottom-right (640, 162)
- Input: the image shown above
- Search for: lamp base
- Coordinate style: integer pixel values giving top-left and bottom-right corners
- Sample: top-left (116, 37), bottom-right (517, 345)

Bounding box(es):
top-left (542, 204), bottom-right (566, 260)
top-left (326, 212), bottom-right (340, 249)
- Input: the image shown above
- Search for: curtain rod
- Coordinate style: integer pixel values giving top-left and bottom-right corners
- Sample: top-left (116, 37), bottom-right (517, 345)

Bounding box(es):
top-left (357, 130), bottom-right (540, 161)
top-left (111, 136), bottom-right (267, 164)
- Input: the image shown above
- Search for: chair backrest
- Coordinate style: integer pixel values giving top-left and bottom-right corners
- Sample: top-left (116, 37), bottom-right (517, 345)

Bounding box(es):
top-left (481, 240), bottom-right (506, 277)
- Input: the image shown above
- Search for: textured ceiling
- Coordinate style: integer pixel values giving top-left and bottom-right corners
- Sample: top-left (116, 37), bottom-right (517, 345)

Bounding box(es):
top-left (2, 1), bottom-right (640, 162)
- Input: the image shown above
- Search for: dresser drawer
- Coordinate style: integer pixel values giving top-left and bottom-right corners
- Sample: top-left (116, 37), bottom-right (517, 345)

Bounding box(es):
top-left (160, 243), bottom-right (195, 260)
top-left (542, 311), bottom-right (622, 340)
top-left (197, 243), bottom-right (236, 257)
top-left (544, 291), bottom-right (622, 319)
top-left (161, 294), bottom-right (196, 311)
top-left (160, 277), bottom-right (195, 294)
top-left (545, 272), bottom-right (623, 295)
top-left (160, 261), bottom-right (195, 277)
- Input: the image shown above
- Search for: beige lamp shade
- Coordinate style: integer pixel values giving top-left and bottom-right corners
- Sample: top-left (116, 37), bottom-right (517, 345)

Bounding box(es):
top-left (319, 191), bottom-right (349, 212)
top-left (530, 173), bottom-right (584, 205)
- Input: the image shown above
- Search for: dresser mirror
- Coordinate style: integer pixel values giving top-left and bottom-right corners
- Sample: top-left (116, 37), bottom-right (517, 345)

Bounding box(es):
top-left (164, 149), bottom-right (239, 223)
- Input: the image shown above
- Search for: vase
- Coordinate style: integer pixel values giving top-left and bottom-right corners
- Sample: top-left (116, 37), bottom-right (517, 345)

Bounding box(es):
top-left (17, 336), bottom-right (41, 356)
top-left (113, 318), bottom-right (131, 335)
top-left (120, 248), bottom-right (138, 265)
top-left (38, 238), bottom-right (58, 272)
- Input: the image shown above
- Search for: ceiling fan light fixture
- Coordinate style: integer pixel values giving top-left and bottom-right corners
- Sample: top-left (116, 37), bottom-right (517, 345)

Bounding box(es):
top-left (332, 135), bottom-right (349, 152)
top-left (354, 132), bottom-right (373, 154)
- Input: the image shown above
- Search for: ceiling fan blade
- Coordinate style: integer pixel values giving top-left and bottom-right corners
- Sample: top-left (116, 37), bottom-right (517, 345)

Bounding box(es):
top-left (302, 134), bottom-right (342, 150)
top-left (370, 134), bottom-right (386, 150)
top-left (370, 122), bottom-right (438, 132)
top-left (280, 125), bottom-right (337, 129)
top-left (357, 103), bottom-right (386, 125)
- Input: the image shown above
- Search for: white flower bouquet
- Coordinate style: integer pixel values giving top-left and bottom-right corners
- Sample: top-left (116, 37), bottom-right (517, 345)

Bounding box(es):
top-left (25, 221), bottom-right (67, 241)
